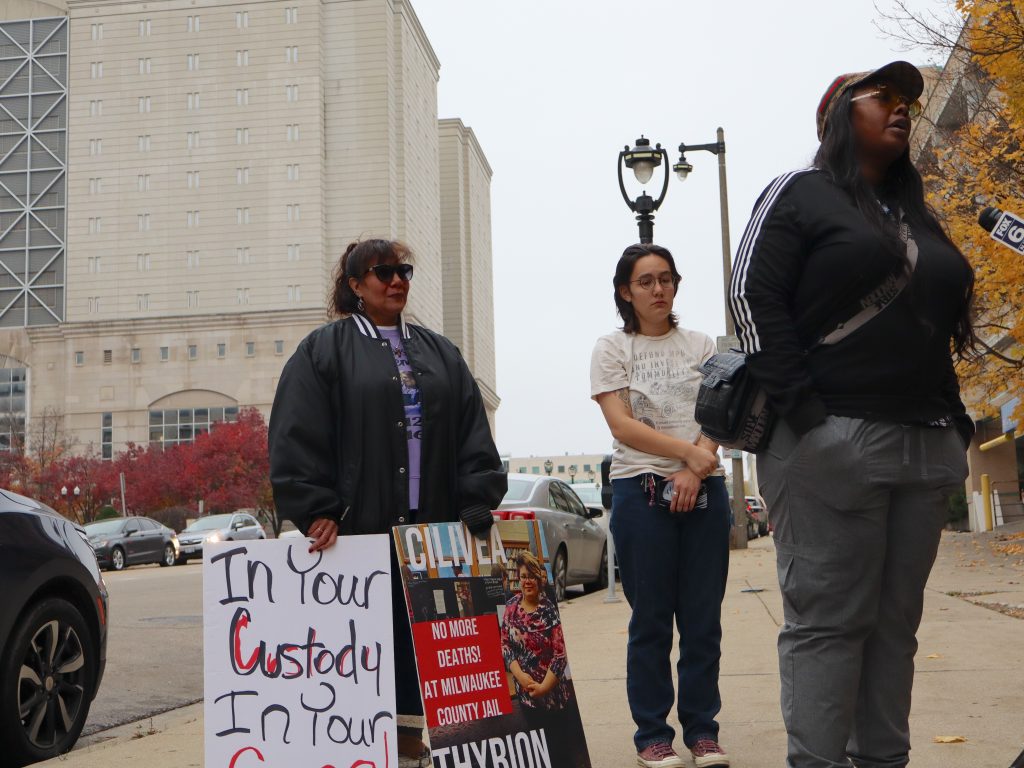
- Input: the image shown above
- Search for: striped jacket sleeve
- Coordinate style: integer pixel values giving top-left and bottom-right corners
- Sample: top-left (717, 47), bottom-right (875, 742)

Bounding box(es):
top-left (728, 171), bottom-right (827, 436)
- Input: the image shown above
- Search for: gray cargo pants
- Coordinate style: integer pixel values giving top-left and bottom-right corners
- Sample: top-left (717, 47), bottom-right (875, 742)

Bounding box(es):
top-left (758, 415), bottom-right (968, 768)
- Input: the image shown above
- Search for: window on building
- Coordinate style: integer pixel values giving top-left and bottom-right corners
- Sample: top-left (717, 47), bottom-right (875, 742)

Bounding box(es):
top-left (531, 467), bottom-right (541, 474)
top-left (149, 406), bottom-right (239, 448)
top-left (285, 84), bottom-right (299, 102)
top-left (101, 413), bottom-right (112, 460)
top-left (236, 247), bottom-right (251, 265)
top-left (88, 217), bottom-right (101, 234)
top-left (131, 348), bottom-right (141, 364)
top-left (87, 256), bottom-right (101, 273)
top-left (88, 296), bottom-right (101, 313)
top-left (285, 7), bottom-right (298, 23)
top-left (286, 204), bottom-right (300, 222)
top-left (187, 344), bottom-right (198, 360)
top-left (187, 15), bottom-right (200, 32)
top-left (236, 208), bottom-right (250, 225)
top-left (137, 96), bottom-right (151, 113)
top-left (187, 291), bottom-right (199, 308)
top-left (235, 127), bottom-right (249, 145)
top-left (236, 167), bottom-right (250, 184)
top-left (160, 346), bottom-right (169, 361)
top-left (91, 23), bottom-right (103, 40)
top-left (274, 339), bottom-right (284, 355)
top-left (90, 61), bottom-right (103, 78)
top-left (187, 53), bottom-right (200, 71)
top-left (236, 49), bottom-right (249, 66)
top-left (138, 58), bottom-right (151, 75)
top-left (139, 19), bottom-right (151, 36)
top-left (236, 88), bottom-right (249, 106)
top-left (286, 123), bottom-right (299, 142)
top-left (137, 174), bottom-right (150, 192)
top-left (287, 284), bottom-right (301, 302)
top-left (187, 210), bottom-right (199, 228)
top-left (187, 170), bottom-right (200, 189)
top-left (186, 250), bottom-right (200, 269)
top-left (236, 288), bottom-right (250, 305)
top-left (187, 130), bottom-right (200, 149)
top-left (102, 349), bottom-right (112, 364)
top-left (245, 341), bottom-right (255, 356)
top-left (287, 243), bottom-right (300, 261)
top-left (236, 11), bottom-right (249, 28)
top-left (0, 368), bottom-right (27, 452)
top-left (138, 135), bottom-right (151, 152)
top-left (285, 45), bottom-right (298, 63)
top-left (88, 177), bottom-right (102, 194)
top-left (89, 138), bottom-right (102, 156)
top-left (137, 213), bottom-right (150, 231)
top-left (286, 164), bottom-right (299, 181)
top-left (187, 91), bottom-right (200, 110)
top-left (558, 465), bottom-right (565, 473)
top-left (137, 294), bottom-right (150, 311)
top-left (217, 343), bottom-right (226, 358)
top-left (89, 99), bottom-right (102, 116)
top-left (74, 351), bottom-right (84, 366)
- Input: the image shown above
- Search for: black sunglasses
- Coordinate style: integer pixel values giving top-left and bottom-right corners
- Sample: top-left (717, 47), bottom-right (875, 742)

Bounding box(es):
top-left (364, 263), bottom-right (414, 282)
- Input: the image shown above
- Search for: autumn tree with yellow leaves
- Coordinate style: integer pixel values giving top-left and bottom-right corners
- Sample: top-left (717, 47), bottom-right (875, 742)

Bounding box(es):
top-left (883, 0), bottom-right (1024, 426)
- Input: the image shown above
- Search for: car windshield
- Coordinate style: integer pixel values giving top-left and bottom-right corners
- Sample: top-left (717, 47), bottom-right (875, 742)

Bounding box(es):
top-left (572, 486), bottom-right (601, 504)
top-left (84, 519), bottom-right (124, 535)
top-left (185, 514), bottom-right (234, 531)
top-left (502, 479), bottom-right (535, 503)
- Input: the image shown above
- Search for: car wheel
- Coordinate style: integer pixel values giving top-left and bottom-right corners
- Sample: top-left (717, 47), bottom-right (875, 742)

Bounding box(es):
top-left (110, 547), bottom-right (125, 571)
top-left (552, 549), bottom-right (568, 603)
top-left (159, 544), bottom-right (175, 567)
top-left (0, 597), bottom-right (97, 766)
top-left (584, 544), bottom-right (609, 593)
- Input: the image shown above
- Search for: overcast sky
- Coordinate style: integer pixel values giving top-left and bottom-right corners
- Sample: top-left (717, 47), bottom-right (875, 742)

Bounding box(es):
top-left (413, 0), bottom-right (946, 458)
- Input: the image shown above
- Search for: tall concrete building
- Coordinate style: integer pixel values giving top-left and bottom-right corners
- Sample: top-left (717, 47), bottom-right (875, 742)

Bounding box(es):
top-left (0, 0), bottom-right (499, 456)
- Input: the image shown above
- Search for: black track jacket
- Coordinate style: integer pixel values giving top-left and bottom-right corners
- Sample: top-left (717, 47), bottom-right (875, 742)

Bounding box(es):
top-left (269, 313), bottom-right (507, 536)
top-left (729, 170), bottom-right (974, 446)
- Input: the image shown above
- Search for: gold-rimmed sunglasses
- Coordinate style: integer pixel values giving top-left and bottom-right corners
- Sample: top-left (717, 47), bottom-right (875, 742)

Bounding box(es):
top-left (850, 85), bottom-right (922, 118)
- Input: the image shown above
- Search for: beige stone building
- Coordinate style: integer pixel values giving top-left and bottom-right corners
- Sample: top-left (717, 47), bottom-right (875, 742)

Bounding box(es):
top-left (0, 0), bottom-right (499, 456)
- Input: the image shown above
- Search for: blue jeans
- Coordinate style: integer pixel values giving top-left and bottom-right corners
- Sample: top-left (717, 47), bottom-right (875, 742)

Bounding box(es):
top-left (610, 474), bottom-right (730, 750)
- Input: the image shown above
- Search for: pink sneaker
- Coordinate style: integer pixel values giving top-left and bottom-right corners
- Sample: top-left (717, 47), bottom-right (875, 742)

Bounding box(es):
top-left (636, 742), bottom-right (685, 768)
top-left (690, 738), bottom-right (730, 767)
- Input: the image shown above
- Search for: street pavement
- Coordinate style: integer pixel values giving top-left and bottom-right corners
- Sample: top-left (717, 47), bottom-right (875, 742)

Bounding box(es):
top-left (37, 525), bottom-right (1024, 768)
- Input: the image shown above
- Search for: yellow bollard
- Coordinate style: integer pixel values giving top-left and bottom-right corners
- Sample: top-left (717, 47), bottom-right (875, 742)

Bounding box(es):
top-left (981, 473), bottom-right (993, 532)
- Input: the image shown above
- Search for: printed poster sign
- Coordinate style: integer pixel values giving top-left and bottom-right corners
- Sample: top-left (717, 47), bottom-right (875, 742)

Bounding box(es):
top-left (393, 520), bottom-right (592, 768)
top-left (203, 537), bottom-right (395, 768)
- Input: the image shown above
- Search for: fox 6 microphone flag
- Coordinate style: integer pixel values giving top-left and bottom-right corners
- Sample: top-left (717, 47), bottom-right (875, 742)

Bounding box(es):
top-left (979, 206), bottom-right (1024, 255)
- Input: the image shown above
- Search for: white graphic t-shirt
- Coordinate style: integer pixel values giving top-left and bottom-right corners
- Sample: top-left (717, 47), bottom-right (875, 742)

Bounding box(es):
top-left (590, 327), bottom-right (717, 481)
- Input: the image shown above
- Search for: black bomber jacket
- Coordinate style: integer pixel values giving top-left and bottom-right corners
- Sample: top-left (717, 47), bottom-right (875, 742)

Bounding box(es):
top-left (269, 313), bottom-right (507, 536)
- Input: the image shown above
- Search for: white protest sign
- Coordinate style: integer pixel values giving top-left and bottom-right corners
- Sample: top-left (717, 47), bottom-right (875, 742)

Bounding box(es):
top-left (203, 536), bottom-right (394, 768)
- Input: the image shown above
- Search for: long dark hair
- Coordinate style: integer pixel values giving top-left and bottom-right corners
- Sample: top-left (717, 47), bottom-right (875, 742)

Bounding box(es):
top-left (613, 243), bottom-right (682, 334)
top-left (329, 238), bottom-right (412, 316)
top-left (814, 88), bottom-right (976, 356)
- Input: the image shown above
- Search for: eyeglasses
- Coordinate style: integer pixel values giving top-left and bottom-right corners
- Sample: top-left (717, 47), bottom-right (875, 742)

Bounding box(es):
top-left (364, 263), bottom-right (414, 282)
top-left (519, 574), bottom-right (539, 583)
top-left (850, 86), bottom-right (922, 118)
top-left (630, 273), bottom-right (676, 291)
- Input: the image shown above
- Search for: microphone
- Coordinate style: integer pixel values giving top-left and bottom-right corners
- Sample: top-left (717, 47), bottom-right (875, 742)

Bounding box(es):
top-left (978, 206), bottom-right (1024, 255)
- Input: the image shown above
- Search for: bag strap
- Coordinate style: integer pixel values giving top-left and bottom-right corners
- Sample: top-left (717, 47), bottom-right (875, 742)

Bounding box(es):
top-left (815, 211), bottom-right (918, 347)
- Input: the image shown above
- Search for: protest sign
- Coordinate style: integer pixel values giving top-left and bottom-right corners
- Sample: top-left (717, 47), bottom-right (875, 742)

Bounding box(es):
top-left (203, 536), bottom-right (394, 768)
top-left (393, 520), bottom-right (591, 768)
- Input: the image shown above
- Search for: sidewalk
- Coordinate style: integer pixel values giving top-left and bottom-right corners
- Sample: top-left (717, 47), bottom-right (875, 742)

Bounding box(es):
top-left (40, 531), bottom-right (1024, 768)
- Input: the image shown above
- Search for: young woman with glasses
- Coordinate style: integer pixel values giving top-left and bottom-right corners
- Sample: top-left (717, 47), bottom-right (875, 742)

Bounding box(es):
top-left (591, 243), bottom-right (731, 768)
top-left (269, 238), bottom-right (507, 767)
top-left (730, 61), bottom-right (974, 767)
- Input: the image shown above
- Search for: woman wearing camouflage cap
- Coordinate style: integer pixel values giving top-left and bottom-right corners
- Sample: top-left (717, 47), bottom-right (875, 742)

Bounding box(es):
top-left (730, 61), bottom-right (975, 767)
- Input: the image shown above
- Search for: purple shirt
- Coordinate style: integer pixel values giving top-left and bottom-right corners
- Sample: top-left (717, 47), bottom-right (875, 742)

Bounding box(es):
top-left (380, 327), bottom-right (422, 510)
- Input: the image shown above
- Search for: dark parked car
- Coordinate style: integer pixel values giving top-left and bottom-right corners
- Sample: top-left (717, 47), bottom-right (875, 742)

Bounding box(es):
top-left (0, 488), bottom-right (108, 766)
top-left (83, 516), bottom-right (179, 571)
top-left (176, 512), bottom-right (266, 563)
top-left (495, 474), bottom-right (607, 601)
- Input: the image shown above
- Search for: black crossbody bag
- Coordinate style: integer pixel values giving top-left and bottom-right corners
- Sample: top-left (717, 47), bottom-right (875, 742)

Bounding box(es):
top-left (695, 207), bottom-right (917, 453)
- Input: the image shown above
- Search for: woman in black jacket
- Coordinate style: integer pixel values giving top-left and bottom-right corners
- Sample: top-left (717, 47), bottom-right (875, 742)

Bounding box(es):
top-left (730, 61), bottom-right (974, 768)
top-left (269, 238), bottom-right (506, 766)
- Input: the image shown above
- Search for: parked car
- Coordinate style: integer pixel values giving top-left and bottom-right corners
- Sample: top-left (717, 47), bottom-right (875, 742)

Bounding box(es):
top-left (176, 512), bottom-right (266, 563)
top-left (746, 495), bottom-right (769, 537)
top-left (568, 482), bottom-right (604, 516)
top-left (0, 488), bottom-right (108, 766)
top-left (494, 473), bottom-right (608, 601)
top-left (83, 516), bottom-right (180, 571)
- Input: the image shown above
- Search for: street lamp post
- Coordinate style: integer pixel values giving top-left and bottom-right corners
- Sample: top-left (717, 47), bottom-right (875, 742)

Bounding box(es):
top-left (617, 127), bottom-right (748, 549)
top-left (568, 464), bottom-right (577, 484)
top-left (544, 459), bottom-right (553, 476)
top-left (617, 137), bottom-right (671, 244)
top-left (60, 484), bottom-right (81, 522)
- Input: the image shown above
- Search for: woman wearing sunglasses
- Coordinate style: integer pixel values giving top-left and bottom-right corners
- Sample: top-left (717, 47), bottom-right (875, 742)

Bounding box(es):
top-left (730, 61), bottom-right (974, 767)
top-left (269, 238), bottom-right (506, 767)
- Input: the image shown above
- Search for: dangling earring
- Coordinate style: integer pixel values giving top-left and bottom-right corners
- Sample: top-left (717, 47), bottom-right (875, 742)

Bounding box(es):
top-left (357, 295), bottom-right (365, 312)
